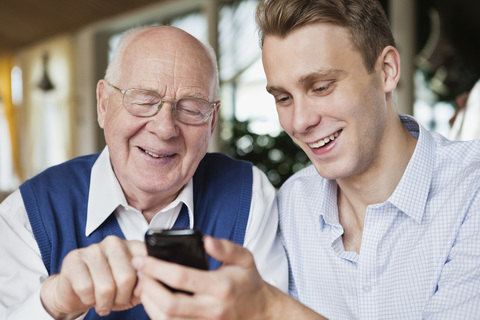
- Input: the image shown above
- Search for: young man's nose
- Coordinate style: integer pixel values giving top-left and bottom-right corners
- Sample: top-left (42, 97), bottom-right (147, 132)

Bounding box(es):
top-left (290, 97), bottom-right (322, 133)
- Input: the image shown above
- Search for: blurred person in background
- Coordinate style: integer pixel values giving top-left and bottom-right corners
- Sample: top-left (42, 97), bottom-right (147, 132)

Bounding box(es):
top-left (449, 78), bottom-right (480, 140)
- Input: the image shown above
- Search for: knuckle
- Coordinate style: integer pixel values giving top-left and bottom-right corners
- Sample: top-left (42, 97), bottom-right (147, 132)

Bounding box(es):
top-left (63, 248), bottom-right (83, 264)
top-left (103, 235), bottom-right (122, 247)
top-left (96, 282), bottom-right (116, 298)
top-left (73, 282), bottom-right (95, 304)
top-left (81, 242), bottom-right (103, 259)
top-left (115, 273), bottom-right (137, 291)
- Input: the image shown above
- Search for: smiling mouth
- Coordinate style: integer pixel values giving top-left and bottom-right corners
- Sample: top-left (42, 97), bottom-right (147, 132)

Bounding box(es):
top-left (308, 130), bottom-right (341, 148)
top-left (139, 147), bottom-right (172, 159)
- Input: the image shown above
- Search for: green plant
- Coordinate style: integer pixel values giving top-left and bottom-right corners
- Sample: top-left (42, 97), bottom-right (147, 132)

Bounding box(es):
top-left (225, 120), bottom-right (311, 189)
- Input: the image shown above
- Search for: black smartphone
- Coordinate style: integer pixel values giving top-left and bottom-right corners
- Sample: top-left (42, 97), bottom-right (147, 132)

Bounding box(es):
top-left (145, 228), bottom-right (209, 294)
top-left (145, 228), bottom-right (209, 270)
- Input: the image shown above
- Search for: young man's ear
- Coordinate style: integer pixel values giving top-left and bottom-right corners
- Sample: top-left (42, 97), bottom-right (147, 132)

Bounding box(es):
top-left (96, 80), bottom-right (109, 129)
top-left (381, 46), bottom-right (401, 93)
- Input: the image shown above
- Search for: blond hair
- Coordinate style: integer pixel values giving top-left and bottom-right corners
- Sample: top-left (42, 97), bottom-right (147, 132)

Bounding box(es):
top-left (256, 0), bottom-right (395, 73)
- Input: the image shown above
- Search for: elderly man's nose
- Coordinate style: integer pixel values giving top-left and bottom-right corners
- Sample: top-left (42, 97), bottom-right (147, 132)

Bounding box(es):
top-left (146, 101), bottom-right (179, 137)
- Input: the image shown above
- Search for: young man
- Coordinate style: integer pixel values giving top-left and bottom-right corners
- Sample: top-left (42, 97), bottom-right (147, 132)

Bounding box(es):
top-left (259, 0), bottom-right (480, 318)
top-left (132, 0), bottom-right (480, 319)
top-left (0, 26), bottom-right (287, 319)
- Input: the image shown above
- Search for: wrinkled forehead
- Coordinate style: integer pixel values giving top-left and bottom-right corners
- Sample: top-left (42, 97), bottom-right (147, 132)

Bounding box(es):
top-left (120, 29), bottom-right (216, 96)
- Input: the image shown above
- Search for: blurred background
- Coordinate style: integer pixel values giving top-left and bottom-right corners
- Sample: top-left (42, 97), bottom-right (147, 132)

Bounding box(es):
top-left (0, 0), bottom-right (479, 199)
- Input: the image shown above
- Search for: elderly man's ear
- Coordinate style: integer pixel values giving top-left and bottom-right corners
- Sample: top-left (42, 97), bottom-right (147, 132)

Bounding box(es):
top-left (210, 102), bottom-right (221, 134)
top-left (96, 80), bottom-right (109, 129)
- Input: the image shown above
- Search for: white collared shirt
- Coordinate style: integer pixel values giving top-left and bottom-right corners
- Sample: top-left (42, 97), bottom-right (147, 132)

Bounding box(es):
top-left (86, 148), bottom-right (196, 241)
top-left (0, 147), bottom-right (288, 319)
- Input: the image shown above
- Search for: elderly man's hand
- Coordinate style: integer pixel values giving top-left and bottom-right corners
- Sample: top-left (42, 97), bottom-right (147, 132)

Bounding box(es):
top-left (40, 236), bottom-right (147, 318)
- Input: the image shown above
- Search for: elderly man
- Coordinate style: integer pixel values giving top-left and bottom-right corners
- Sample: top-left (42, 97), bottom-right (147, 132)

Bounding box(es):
top-left (0, 26), bottom-right (287, 319)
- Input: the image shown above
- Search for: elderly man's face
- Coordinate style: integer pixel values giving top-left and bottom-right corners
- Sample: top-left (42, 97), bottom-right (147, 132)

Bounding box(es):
top-left (97, 27), bottom-right (218, 211)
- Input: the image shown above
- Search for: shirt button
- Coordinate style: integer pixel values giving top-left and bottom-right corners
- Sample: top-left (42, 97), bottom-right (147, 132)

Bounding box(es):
top-left (362, 285), bottom-right (372, 293)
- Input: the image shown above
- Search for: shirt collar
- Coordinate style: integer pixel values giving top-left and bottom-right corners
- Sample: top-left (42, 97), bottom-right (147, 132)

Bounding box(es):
top-left (316, 115), bottom-right (435, 225)
top-left (318, 178), bottom-right (341, 227)
top-left (387, 115), bottom-right (435, 222)
top-left (85, 146), bottom-right (195, 236)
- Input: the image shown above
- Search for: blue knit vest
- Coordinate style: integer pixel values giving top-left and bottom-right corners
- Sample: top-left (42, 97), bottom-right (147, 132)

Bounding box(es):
top-left (20, 152), bottom-right (253, 319)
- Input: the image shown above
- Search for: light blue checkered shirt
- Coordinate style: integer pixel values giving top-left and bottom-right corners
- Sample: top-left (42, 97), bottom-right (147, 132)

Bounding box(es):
top-left (277, 115), bottom-right (480, 319)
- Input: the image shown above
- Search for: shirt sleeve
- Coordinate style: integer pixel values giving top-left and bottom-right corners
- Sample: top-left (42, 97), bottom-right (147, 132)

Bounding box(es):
top-left (0, 190), bottom-right (55, 319)
top-left (243, 166), bottom-right (289, 293)
top-left (422, 194), bottom-right (480, 319)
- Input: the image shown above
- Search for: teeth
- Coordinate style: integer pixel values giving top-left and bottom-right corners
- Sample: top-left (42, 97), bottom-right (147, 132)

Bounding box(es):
top-left (144, 149), bottom-right (168, 158)
top-left (309, 131), bottom-right (340, 148)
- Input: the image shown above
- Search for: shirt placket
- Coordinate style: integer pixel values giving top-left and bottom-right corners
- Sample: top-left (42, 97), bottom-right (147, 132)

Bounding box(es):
top-left (357, 206), bottom-right (381, 319)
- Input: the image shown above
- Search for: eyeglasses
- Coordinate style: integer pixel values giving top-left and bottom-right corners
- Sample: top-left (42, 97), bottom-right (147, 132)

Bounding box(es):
top-left (107, 82), bottom-right (217, 125)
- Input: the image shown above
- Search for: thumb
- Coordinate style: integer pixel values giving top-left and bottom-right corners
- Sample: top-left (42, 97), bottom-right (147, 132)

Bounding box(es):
top-left (203, 236), bottom-right (254, 268)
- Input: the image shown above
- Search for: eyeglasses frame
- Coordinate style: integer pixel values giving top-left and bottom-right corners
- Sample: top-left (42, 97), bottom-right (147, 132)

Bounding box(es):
top-left (106, 81), bottom-right (218, 125)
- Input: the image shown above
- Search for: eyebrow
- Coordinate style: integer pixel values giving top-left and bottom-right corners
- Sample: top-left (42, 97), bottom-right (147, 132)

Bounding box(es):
top-left (266, 68), bottom-right (345, 94)
top-left (266, 85), bottom-right (285, 94)
top-left (298, 68), bottom-right (344, 86)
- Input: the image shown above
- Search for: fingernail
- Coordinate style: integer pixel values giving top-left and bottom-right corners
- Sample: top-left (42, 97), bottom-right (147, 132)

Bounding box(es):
top-left (96, 309), bottom-right (110, 317)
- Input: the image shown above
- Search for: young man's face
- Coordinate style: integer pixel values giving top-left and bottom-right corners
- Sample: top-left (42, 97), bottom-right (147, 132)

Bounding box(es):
top-left (262, 23), bottom-right (391, 182)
